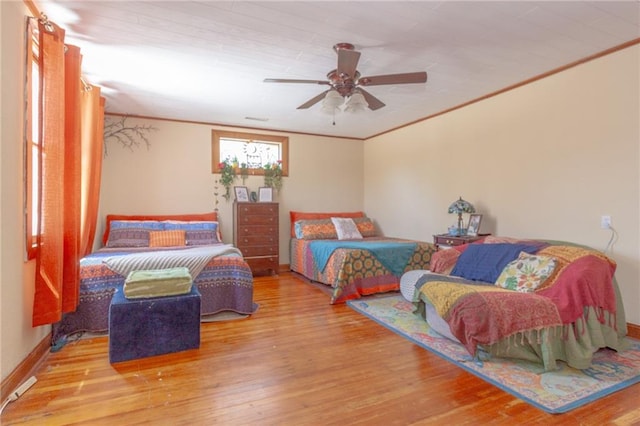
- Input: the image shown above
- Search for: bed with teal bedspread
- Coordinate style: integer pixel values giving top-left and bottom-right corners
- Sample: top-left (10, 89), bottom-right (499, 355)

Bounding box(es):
top-left (291, 237), bottom-right (435, 303)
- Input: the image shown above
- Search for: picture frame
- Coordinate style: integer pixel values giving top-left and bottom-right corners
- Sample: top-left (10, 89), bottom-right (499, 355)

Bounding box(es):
top-left (466, 214), bottom-right (483, 236)
top-left (258, 187), bottom-right (273, 202)
top-left (234, 186), bottom-right (250, 202)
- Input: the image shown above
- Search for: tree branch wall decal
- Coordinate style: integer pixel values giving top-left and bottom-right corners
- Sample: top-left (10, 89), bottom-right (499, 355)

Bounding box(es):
top-left (103, 116), bottom-right (157, 156)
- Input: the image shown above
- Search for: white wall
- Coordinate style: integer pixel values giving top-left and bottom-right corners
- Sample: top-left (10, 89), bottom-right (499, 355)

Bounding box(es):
top-left (1, 1), bottom-right (50, 382)
top-left (365, 45), bottom-right (640, 324)
top-left (98, 120), bottom-right (364, 262)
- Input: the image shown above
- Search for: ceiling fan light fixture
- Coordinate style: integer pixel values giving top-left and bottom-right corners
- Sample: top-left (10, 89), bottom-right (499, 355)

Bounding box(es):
top-left (321, 89), bottom-right (343, 114)
top-left (344, 91), bottom-right (368, 113)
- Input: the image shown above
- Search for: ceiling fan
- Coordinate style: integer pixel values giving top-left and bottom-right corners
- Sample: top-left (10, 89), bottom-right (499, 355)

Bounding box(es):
top-left (264, 42), bottom-right (427, 111)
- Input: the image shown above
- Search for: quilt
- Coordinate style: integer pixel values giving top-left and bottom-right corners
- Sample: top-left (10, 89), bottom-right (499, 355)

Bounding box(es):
top-left (291, 237), bottom-right (435, 304)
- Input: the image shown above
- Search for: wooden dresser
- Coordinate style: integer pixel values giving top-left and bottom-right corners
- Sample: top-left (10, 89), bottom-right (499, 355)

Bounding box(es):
top-left (233, 202), bottom-right (279, 276)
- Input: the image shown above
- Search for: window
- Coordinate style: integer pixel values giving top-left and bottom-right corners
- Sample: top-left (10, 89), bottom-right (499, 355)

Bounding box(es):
top-left (211, 130), bottom-right (289, 176)
top-left (24, 20), bottom-right (40, 259)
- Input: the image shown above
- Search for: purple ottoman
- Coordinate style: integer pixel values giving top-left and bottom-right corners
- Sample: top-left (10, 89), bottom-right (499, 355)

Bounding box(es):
top-left (109, 287), bottom-right (201, 363)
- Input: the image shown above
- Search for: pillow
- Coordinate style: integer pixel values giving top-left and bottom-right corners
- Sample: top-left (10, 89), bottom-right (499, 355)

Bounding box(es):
top-left (289, 211), bottom-right (364, 237)
top-left (450, 243), bottom-right (539, 283)
top-left (294, 219), bottom-right (338, 240)
top-left (102, 212), bottom-right (218, 245)
top-left (163, 220), bottom-right (221, 243)
top-left (109, 220), bottom-right (164, 231)
top-left (148, 230), bottom-right (186, 247)
top-left (495, 252), bottom-right (558, 292)
top-left (331, 217), bottom-right (363, 240)
top-left (105, 228), bottom-right (150, 248)
top-left (185, 230), bottom-right (219, 246)
top-left (353, 217), bottom-right (377, 237)
top-left (105, 220), bottom-right (163, 247)
top-left (162, 220), bottom-right (218, 231)
top-left (429, 248), bottom-right (461, 275)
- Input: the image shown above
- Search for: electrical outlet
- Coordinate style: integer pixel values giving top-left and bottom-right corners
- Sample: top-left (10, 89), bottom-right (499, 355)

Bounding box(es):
top-left (601, 215), bottom-right (612, 229)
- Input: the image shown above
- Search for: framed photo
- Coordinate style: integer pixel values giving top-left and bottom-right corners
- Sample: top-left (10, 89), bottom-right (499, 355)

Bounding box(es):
top-left (234, 186), bottom-right (250, 202)
top-left (258, 187), bottom-right (273, 202)
top-left (466, 214), bottom-right (483, 236)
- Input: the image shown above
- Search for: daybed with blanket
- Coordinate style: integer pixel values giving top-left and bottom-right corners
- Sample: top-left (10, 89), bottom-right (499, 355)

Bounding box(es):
top-left (400, 236), bottom-right (628, 370)
top-left (289, 211), bottom-right (436, 304)
top-left (53, 212), bottom-right (257, 347)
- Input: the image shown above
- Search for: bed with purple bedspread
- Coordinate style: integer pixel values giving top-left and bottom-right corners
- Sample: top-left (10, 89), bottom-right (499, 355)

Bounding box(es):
top-left (52, 244), bottom-right (257, 347)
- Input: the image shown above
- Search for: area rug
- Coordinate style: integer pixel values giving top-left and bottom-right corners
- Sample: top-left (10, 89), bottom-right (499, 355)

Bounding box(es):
top-left (347, 295), bottom-right (640, 414)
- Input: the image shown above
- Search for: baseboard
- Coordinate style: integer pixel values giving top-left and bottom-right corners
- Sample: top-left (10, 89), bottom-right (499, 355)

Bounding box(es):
top-left (278, 263), bottom-right (290, 273)
top-left (627, 322), bottom-right (640, 340)
top-left (1, 333), bottom-right (50, 402)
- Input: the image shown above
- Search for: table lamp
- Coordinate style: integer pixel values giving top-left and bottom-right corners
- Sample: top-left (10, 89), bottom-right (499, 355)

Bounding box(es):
top-left (448, 196), bottom-right (476, 236)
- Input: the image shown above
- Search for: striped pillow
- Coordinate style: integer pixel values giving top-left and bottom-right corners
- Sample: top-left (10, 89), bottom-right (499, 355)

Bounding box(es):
top-left (149, 230), bottom-right (186, 247)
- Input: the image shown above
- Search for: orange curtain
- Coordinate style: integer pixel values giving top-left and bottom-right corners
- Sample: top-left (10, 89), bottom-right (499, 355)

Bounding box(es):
top-left (32, 20), bottom-right (105, 326)
top-left (33, 20), bottom-right (67, 326)
top-left (79, 86), bottom-right (105, 257)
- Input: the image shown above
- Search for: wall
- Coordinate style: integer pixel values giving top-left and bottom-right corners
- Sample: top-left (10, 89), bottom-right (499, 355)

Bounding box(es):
top-left (1, 0), bottom-right (50, 382)
top-left (98, 120), bottom-right (364, 262)
top-left (364, 45), bottom-right (640, 324)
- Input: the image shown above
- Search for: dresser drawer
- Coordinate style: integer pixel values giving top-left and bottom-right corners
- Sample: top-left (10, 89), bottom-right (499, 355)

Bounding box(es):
top-left (236, 225), bottom-right (278, 236)
top-left (239, 245), bottom-right (278, 257)
top-left (237, 215), bottom-right (277, 225)
top-left (236, 233), bottom-right (278, 246)
top-left (244, 256), bottom-right (278, 275)
top-left (236, 203), bottom-right (277, 216)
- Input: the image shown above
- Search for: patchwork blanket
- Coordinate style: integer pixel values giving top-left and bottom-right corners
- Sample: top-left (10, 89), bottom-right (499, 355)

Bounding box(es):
top-left (414, 243), bottom-right (619, 359)
top-left (309, 240), bottom-right (417, 276)
top-left (416, 275), bottom-right (562, 356)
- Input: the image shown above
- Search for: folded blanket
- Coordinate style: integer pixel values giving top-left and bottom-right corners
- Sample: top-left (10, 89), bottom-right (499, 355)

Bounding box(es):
top-left (124, 267), bottom-right (193, 299)
top-left (103, 244), bottom-right (242, 279)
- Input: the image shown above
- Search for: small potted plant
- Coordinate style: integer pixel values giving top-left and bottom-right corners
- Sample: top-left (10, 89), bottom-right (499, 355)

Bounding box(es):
top-left (218, 159), bottom-right (236, 200)
top-left (263, 160), bottom-right (283, 192)
top-left (240, 162), bottom-right (249, 184)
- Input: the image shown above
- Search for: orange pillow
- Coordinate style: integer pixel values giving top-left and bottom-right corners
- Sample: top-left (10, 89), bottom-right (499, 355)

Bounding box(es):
top-left (148, 230), bottom-right (186, 247)
top-left (289, 211), bottom-right (364, 237)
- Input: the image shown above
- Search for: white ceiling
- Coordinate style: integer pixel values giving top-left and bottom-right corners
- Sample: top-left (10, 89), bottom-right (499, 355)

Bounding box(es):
top-left (39, 1), bottom-right (640, 139)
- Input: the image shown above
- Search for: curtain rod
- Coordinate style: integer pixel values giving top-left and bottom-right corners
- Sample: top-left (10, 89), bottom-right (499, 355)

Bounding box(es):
top-left (37, 12), bottom-right (54, 33)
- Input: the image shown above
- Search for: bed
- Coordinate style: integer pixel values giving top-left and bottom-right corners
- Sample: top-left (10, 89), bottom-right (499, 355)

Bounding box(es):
top-left (52, 212), bottom-right (257, 348)
top-left (289, 211), bottom-right (436, 304)
top-left (400, 237), bottom-right (629, 370)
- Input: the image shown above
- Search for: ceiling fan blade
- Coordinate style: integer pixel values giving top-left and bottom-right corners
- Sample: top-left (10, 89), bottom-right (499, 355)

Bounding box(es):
top-left (358, 71), bottom-right (427, 86)
top-left (297, 90), bottom-right (330, 109)
top-left (336, 49), bottom-right (361, 79)
top-left (359, 89), bottom-right (385, 111)
top-left (264, 78), bottom-right (330, 85)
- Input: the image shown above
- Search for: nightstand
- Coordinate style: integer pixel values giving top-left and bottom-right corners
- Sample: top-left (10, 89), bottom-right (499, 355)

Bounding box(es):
top-left (433, 233), bottom-right (488, 250)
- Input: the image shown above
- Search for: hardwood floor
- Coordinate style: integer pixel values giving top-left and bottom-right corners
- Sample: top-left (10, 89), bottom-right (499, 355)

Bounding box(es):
top-left (3, 273), bottom-right (639, 425)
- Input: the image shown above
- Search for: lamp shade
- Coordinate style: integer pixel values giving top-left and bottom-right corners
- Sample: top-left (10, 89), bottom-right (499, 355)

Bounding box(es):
top-left (344, 91), bottom-right (368, 113)
top-left (322, 89), bottom-right (343, 113)
top-left (448, 197), bottom-right (475, 214)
